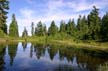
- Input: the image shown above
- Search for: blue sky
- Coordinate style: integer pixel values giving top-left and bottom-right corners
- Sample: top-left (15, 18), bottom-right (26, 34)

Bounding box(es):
top-left (7, 0), bottom-right (108, 36)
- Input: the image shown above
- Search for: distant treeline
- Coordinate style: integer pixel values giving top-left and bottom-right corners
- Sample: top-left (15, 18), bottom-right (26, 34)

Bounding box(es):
top-left (0, 0), bottom-right (108, 41)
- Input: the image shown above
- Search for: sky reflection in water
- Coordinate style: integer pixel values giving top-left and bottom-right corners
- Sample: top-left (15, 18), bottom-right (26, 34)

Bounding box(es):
top-left (0, 42), bottom-right (107, 71)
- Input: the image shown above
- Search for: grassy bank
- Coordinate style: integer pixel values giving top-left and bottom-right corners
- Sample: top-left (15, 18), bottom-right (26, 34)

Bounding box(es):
top-left (0, 36), bottom-right (108, 51)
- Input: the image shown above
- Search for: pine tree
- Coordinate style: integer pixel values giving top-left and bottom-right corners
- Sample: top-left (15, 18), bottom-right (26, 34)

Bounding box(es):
top-left (66, 19), bottom-right (76, 36)
top-left (87, 6), bottom-right (101, 40)
top-left (77, 15), bottom-right (88, 40)
top-left (66, 19), bottom-right (71, 35)
top-left (101, 12), bottom-right (108, 40)
top-left (22, 27), bottom-right (28, 37)
top-left (43, 24), bottom-right (46, 36)
top-left (77, 15), bottom-right (81, 31)
top-left (71, 19), bottom-right (76, 36)
top-left (31, 22), bottom-right (34, 36)
top-left (0, 0), bottom-right (9, 34)
top-left (9, 14), bottom-right (19, 37)
top-left (35, 21), bottom-right (46, 36)
top-left (60, 20), bottom-right (66, 33)
top-left (81, 16), bottom-right (89, 39)
top-left (59, 20), bottom-right (67, 39)
top-left (48, 21), bottom-right (58, 36)
top-left (35, 27), bottom-right (38, 35)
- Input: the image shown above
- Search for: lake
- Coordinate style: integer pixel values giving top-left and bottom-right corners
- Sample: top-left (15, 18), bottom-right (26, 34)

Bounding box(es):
top-left (0, 42), bottom-right (108, 71)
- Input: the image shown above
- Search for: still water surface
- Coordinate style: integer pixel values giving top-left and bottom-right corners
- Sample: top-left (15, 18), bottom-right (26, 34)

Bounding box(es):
top-left (0, 42), bottom-right (108, 71)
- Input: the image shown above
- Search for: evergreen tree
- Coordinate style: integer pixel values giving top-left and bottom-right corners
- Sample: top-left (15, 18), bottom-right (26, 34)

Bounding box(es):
top-left (35, 27), bottom-right (38, 35)
top-left (66, 19), bottom-right (76, 36)
top-left (71, 19), bottom-right (76, 36)
top-left (9, 14), bottom-right (19, 37)
top-left (101, 12), bottom-right (108, 40)
top-left (22, 27), bottom-right (28, 37)
top-left (35, 21), bottom-right (46, 36)
top-left (87, 6), bottom-right (101, 40)
top-left (31, 22), bottom-right (34, 36)
top-left (48, 21), bottom-right (58, 36)
top-left (66, 19), bottom-right (71, 35)
top-left (0, 0), bottom-right (9, 34)
top-left (60, 20), bottom-right (66, 33)
top-left (0, 29), bottom-right (6, 37)
top-left (43, 24), bottom-right (46, 36)
top-left (77, 15), bottom-right (88, 39)
top-left (77, 15), bottom-right (81, 31)
top-left (59, 20), bottom-right (66, 39)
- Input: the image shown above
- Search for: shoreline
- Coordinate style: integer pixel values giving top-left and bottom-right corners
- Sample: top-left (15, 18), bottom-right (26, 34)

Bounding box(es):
top-left (0, 38), bottom-right (108, 51)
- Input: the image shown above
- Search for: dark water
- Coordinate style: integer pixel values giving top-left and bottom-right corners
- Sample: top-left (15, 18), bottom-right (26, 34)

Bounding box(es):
top-left (0, 42), bottom-right (108, 71)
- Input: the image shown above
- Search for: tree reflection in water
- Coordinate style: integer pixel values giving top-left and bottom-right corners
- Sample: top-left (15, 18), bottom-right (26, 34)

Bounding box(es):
top-left (0, 44), bottom-right (6, 71)
top-left (8, 43), bottom-right (18, 66)
top-left (0, 43), bottom-right (108, 71)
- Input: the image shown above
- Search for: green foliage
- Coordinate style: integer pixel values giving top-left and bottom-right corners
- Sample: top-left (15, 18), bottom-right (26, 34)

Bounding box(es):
top-left (0, 0), bottom-right (9, 34)
top-left (31, 22), bottom-right (34, 36)
top-left (101, 12), bottom-right (108, 40)
top-left (66, 19), bottom-right (76, 37)
top-left (1, 5), bottom-right (108, 42)
top-left (35, 21), bottom-right (46, 36)
top-left (22, 27), bottom-right (28, 37)
top-left (87, 6), bottom-right (101, 40)
top-left (77, 16), bottom-right (89, 40)
top-left (60, 20), bottom-right (66, 33)
top-left (0, 29), bottom-right (6, 37)
top-left (0, 23), bottom-right (7, 34)
top-left (31, 6), bottom-right (108, 41)
top-left (8, 43), bottom-right (17, 66)
top-left (9, 14), bottom-right (19, 37)
top-left (48, 21), bottom-right (58, 36)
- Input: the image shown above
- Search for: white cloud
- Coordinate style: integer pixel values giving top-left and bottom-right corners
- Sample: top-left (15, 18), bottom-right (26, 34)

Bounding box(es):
top-left (20, 0), bottom-right (108, 24)
top-left (19, 8), bottom-right (35, 18)
top-left (59, 0), bottom-right (108, 12)
top-left (14, 0), bottom-right (108, 36)
top-left (47, 0), bottom-right (64, 10)
top-left (17, 8), bottom-right (78, 36)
